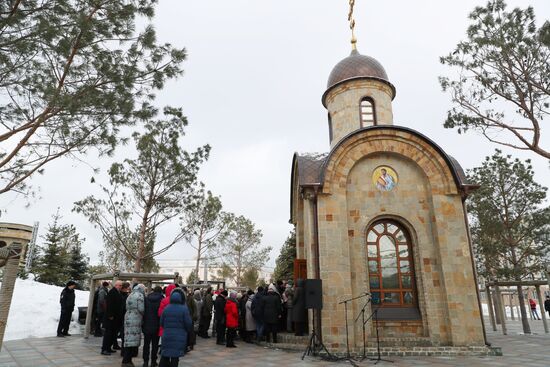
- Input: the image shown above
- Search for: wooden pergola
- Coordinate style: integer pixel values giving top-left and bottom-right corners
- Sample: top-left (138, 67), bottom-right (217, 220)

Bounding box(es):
top-left (84, 271), bottom-right (182, 338)
top-left (84, 271), bottom-right (233, 338)
top-left (484, 280), bottom-right (549, 335)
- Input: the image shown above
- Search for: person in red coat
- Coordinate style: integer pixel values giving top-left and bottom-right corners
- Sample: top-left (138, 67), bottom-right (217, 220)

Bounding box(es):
top-left (158, 284), bottom-right (177, 337)
top-left (224, 290), bottom-right (239, 348)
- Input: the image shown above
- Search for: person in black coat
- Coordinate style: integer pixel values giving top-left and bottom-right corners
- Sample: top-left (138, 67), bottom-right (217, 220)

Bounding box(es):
top-left (198, 287), bottom-right (213, 338)
top-left (214, 290), bottom-right (227, 345)
top-left (292, 279), bottom-right (307, 336)
top-left (261, 284), bottom-right (282, 343)
top-left (252, 286), bottom-right (265, 341)
top-left (101, 280), bottom-right (123, 355)
top-left (142, 286), bottom-right (163, 367)
top-left (544, 296), bottom-right (550, 318)
top-left (57, 280), bottom-right (77, 337)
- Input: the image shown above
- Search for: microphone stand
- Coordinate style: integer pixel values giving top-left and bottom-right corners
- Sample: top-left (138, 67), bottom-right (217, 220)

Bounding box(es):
top-left (354, 296), bottom-right (371, 361)
top-left (338, 293), bottom-right (370, 367)
top-left (364, 305), bottom-right (393, 364)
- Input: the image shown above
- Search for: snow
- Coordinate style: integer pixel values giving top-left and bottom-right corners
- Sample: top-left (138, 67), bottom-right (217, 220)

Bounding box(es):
top-left (1, 278), bottom-right (89, 341)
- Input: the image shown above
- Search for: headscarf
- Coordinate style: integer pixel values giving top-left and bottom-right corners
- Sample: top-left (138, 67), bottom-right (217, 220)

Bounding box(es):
top-left (193, 289), bottom-right (202, 301)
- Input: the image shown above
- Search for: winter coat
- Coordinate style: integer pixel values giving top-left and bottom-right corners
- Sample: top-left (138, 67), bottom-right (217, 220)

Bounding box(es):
top-left (545, 299), bottom-right (550, 312)
top-left (97, 286), bottom-right (108, 313)
top-left (143, 291), bottom-right (163, 335)
top-left (159, 292), bottom-right (193, 358)
top-left (251, 292), bottom-right (264, 321)
top-left (60, 287), bottom-right (75, 312)
top-left (187, 295), bottom-right (197, 322)
top-left (224, 298), bottom-right (239, 328)
top-left (262, 291), bottom-right (282, 324)
top-left (214, 295), bottom-right (226, 324)
top-left (202, 292), bottom-right (213, 318)
top-left (193, 292), bottom-right (203, 331)
top-left (124, 287), bottom-right (145, 347)
top-left (530, 299), bottom-right (537, 310)
top-left (245, 294), bottom-right (257, 331)
top-left (292, 279), bottom-right (307, 322)
top-left (158, 284), bottom-right (177, 336)
top-left (106, 287), bottom-right (124, 324)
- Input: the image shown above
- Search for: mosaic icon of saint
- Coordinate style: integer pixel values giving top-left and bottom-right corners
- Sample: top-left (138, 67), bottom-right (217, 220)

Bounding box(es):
top-left (376, 168), bottom-right (395, 191)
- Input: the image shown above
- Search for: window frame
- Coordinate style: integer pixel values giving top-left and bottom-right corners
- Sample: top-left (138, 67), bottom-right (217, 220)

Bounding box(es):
top-left (359, 97), bottom-right (377, 127)
top-left (366, 220), bottom-right (417, 308)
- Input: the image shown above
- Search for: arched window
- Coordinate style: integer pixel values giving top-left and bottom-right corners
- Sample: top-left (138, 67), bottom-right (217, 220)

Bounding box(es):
top-left (367, 220), bottom-right (416, 307)
top-left (360, 97), bottom-right (376, 126)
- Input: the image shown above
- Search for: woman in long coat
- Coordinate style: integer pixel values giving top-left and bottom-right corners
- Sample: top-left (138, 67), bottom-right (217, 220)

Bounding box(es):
top-left (245, 291), bottom-right (256, 342)
top-left (292, 279), bottom-right (307, 336)
top-left (122, 284), bottom-right (145, 366)
top-left (159, 289), bottom-right (193, 367)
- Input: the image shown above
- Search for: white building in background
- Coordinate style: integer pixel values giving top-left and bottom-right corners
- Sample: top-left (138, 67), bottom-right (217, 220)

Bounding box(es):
top-left (156, 259), bottom-right (273, 288)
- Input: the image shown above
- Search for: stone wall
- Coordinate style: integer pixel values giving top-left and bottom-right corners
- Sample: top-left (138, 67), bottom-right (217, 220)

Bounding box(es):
top-left (325, 79), bottom-right (394, 149)
top-left (294, 128), bottom-right (485, 352)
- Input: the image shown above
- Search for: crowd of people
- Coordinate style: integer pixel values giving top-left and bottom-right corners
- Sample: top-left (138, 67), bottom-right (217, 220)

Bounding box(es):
top-left (57, 278), bottom-right (308, 367)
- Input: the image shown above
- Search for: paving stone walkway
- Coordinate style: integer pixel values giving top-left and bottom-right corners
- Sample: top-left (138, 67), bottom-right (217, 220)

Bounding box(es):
top-left (0, 317), bottom-right (549, 367)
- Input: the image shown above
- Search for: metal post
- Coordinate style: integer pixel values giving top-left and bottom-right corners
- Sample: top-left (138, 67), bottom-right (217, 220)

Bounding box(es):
top-left (509, 293), bottom-right (515, 320)
top-left (0, 243), bottom-right (23, 351)
top-left (535, 285), bottom-right (548, 333)
top-left (495, 284), bottom-right (507, 335)
top-left (485, 286), bottom-right (497, 331)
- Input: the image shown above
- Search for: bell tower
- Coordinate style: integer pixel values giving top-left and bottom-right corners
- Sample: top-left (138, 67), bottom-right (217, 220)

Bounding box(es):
top-left (323, 1), bottom-right (396, 149)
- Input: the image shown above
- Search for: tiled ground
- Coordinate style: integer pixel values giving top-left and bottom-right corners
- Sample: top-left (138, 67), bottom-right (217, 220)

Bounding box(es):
top-left (0, 317), bottom-right (549, 367)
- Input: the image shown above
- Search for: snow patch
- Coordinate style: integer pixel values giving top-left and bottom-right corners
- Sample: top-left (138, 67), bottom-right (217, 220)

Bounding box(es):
top-left (1, 278), bottom-right (89, 341)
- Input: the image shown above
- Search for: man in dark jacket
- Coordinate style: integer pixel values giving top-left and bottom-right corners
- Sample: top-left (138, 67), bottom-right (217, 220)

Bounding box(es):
top-left (252, 286), bottom-right (265, 341)
top-left (198, 287), bottom-right (213, 338)
top-left (261, 284), bottom-right (282, 343)
top-left (101, 280), bottom-right (123, 355)
top-left (214, 290), bottom-right (227, 345)
top-left (142, 286), bottom-right (163, 367)
top-left (292, 279), bottom-right (307, 336)
top-left (544, 296), bottom-right (550, 318)
top-left (57, 280), bottom-right (77, 337)
top-left (94, 281), bottom-right (109, 337)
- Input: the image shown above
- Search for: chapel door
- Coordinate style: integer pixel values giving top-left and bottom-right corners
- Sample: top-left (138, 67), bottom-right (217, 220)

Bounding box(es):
top-left (294, 259), bottom-right (307, 283)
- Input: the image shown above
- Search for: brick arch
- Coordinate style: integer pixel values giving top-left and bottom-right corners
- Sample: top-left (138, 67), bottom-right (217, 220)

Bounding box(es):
top-left (322, 129), bottom-right (458, 195)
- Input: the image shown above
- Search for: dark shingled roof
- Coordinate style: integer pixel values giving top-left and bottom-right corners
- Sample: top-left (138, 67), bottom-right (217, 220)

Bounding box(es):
top-left (294, 153), bottom-right (327, 186)
top-left (323, 49), bottom-right (396, 105)
top-left (327, 49), bottom-right (389, 88)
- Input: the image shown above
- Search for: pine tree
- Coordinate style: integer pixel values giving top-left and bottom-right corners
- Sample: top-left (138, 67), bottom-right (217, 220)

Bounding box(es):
top-left (186, 270), bottom-right (200, 285)
top-left (273, 229), bottom-right (296, 282)
top-left (468, 150), bottom-right (550, 334)
top-left (34, 212), bottom-right (69, 286)
top-left (67, 238), bottom-right (89, 289)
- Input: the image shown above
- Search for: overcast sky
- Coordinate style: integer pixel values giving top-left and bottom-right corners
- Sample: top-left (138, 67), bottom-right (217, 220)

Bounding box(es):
top-left (2, 0), bottom-right (549, 267)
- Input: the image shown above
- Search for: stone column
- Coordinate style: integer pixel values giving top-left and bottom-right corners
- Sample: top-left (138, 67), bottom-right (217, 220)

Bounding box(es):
top-left (535, 285), bottom-right (548, 334)
top-left (0, 243), bottom-right (23, 351)
top-left (494, 284), bottom-right (507, 335)
top-left (509, 293), bottom-right (515, 320)
top-left (485, 287), bottom-right (497, 331)
top-left (84, 277), bottom-right (96, 338)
